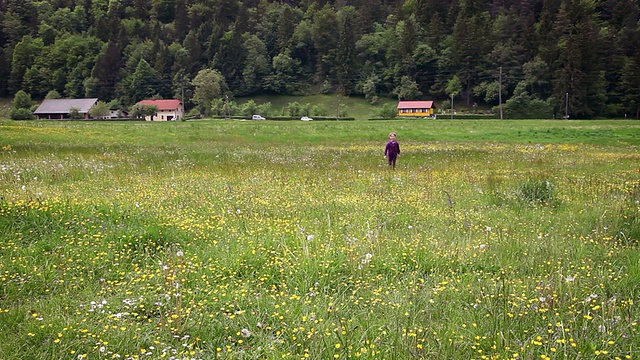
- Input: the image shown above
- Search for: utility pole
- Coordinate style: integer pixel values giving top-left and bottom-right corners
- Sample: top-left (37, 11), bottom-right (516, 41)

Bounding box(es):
top-left (180, 74), bottom-right (185, 121)
top-left (225, 95), bottom-right (230, 120)
top-left (181, 74), bottom-right (185, 104)
top-left (499, 66), bottom-right (503, 120)
top-left (451, 94), bottom-right (454, 120)
top-left (564, 92), bottom-right (569, 119)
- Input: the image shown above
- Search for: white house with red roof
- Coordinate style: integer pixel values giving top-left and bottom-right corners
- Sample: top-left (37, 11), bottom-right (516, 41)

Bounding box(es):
top-left (397, 100), bottom-right (436, 118)
top-left (137, 99), bottom-right (184, 121)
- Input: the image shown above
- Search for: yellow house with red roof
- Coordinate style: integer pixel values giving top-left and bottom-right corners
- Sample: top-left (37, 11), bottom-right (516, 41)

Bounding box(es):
top-left (137, 99), bottom-right (184, 121)
top-left (397, 100), bottom-right (436, 117)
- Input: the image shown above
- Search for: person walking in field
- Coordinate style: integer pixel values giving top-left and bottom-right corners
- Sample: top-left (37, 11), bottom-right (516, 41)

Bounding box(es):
top-left (384, 132), bottom-right (401, 169)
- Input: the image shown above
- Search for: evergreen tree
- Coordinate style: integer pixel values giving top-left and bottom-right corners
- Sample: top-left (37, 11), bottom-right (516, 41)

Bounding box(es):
top-left (451, 1), bottom-right (491, 105)
top-left (289, 19), bottom-right (316, 79)
top-left (152, 0), bottom-right (176, 23)
top-left (174, 0), bottom-right (189, 41)
top-left (551, 0), bottom-right (603, 118)
top-left (241, 34), bottom-right (271, 95)
top-left (213, 25), bottom-right (246, 95)
top-left (336, 6), bottom-right (359, 95)
top-left (312, 4), bottom-right (339, 83)
top-left (264, 52), bottom-right (301, 94)
top-left (621, 54), bottom-right (640, 118)
top-left (88, 40), bottom-right (123, 101)
top-left (0, 47), bottom-right (8, 97)
top-left (127, 58), bottom-right (161, 104)
top-left (9, 35), bottom-right (44, 94)
top-left (276, 5), bottom-right (302, 53)
top-left (2, 0), bottom-right (39, 44)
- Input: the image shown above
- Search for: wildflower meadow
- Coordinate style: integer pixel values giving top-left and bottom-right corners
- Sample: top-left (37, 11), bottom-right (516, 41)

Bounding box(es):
top-left (0, 119), bottom-right (639, 360)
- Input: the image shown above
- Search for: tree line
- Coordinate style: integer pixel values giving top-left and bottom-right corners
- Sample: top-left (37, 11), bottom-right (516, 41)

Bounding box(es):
top-left (1, 0), bottom-right (639, 119)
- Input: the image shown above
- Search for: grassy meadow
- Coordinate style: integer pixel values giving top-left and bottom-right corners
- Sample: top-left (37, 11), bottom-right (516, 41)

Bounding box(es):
top-left (1, 119), bottom-right (639, 360)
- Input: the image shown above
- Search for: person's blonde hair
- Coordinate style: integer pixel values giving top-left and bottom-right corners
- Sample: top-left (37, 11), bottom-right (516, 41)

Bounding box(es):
top-left (389, 132), bottom-right (397, 138)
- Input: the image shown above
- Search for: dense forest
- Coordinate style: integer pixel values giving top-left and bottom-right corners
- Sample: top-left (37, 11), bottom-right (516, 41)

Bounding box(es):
top-left (1, 0), bottom-right (639, 118)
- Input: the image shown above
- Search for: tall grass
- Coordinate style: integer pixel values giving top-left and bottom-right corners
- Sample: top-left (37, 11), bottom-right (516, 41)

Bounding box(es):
top-left (0, 119), bottom-right (639, 359)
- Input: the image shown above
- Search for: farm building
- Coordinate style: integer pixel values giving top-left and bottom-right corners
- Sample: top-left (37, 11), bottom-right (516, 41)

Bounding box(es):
top-left (397, 100), bottom-right (436, 117)
top-left (33, 98), bottom-right (99, 119)
top-left (137, 99), bottom-right (184, 121)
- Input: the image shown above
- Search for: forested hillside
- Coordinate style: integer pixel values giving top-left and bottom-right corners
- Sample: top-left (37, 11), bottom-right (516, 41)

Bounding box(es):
top-left (1, 0), bottom-right (639, 118)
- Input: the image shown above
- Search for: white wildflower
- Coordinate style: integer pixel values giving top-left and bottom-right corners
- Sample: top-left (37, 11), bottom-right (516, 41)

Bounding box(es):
top-left (598, 325), bottom-right (607, 333)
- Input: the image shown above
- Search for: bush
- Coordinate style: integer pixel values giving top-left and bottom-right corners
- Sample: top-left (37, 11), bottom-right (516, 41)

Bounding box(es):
top-left (377, 104), bottom-right (397, 119)
top-left (516, 179), bottom-right (555, 205)
top-left (10, 108), bottom-right (35, 120)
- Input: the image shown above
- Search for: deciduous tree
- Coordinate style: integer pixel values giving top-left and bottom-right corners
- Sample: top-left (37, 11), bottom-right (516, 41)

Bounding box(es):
top-left (192, 68), bottom-right (227, 115)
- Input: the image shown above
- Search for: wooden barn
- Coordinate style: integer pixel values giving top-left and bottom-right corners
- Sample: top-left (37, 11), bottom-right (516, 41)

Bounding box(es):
top-left (33, 98), bottom-right (98, 119)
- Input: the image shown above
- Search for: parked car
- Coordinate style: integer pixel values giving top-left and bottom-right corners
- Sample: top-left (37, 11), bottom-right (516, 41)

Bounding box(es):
top-left (252, 114), bottom-right (266, 120)
top-left (300, 116), bottom-right (313, 121)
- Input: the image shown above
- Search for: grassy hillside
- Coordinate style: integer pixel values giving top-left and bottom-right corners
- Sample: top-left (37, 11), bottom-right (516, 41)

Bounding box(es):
top-left (236, 94), bottom-right (400, 119)
top-left (0, 98), bottom-right (11, 120)
top-left (1, 95), bottom-right (489, 121)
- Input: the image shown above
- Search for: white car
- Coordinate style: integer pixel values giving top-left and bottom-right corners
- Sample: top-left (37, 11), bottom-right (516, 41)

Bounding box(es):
top-left (300, 116), bottom-right (313, 121)
top-left (252, 114), bottom-right (266, 120)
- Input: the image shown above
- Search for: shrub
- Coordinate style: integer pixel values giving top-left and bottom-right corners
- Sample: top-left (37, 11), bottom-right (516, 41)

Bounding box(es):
top-left (377, 104), bottom-right (397, 119)
top-left (10, 108), bottom-right (35, 120)
top-left (516, 179), bottom-right (555, 205)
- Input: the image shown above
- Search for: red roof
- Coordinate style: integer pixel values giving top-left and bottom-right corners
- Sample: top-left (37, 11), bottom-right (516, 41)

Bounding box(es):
top-left (397, 101), bottom-right (435, 109)
top-left (137, 99), bottom-right (182, 111)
